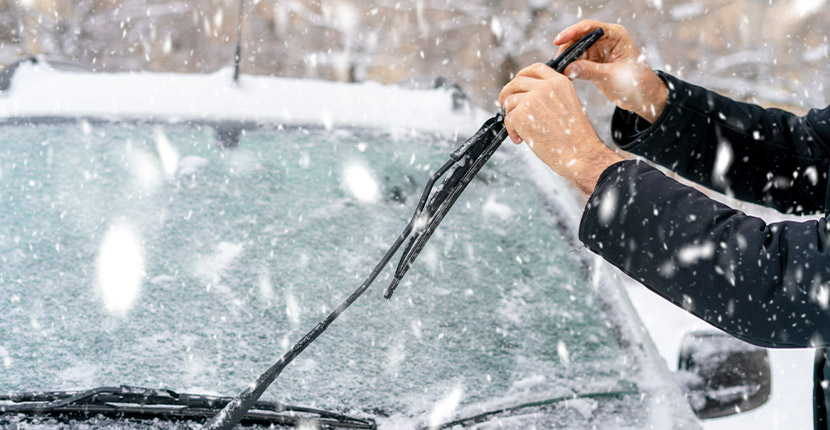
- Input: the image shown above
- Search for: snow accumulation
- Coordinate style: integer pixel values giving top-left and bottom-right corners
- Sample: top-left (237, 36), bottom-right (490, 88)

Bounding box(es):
top-left (0, 61), bottom-right (485, 134)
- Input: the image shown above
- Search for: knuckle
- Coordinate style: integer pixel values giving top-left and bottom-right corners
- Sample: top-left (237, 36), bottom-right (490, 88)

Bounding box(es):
top-left (548, 73), bottom-right (568, 86)
top-left (504, 113), bottom-right (518, 129)
top-left (528, 62), bottom-right (545, 73)
top-left (538, 81), bottom-right (555, 94)
top-left (517, 64), bottom-right (536, 76)
top-left (504, 95), bottom-right (522, 114)
top-left (500, 85), bottom-right (517, 104)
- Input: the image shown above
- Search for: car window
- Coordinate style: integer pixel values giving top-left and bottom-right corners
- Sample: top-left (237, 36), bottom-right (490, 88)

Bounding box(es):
top-left (0, 121), bottom-right (686, 428)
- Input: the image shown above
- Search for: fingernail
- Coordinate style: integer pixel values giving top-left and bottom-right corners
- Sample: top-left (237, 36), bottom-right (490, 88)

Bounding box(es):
top-left (554, 32), bottom-right (562, 43)
top-left (567, 64), bottom-right (580, 79)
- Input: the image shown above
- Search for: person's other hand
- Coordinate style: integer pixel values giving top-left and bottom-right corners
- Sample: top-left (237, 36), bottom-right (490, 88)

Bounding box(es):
top-left (498, 63), bottom-right (623, 196)
top-left (555, 20), bottom-right (667, 123)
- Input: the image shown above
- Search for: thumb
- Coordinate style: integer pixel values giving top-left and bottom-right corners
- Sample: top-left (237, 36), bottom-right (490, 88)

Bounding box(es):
top-left (564, 60), bottom-right (610, 83)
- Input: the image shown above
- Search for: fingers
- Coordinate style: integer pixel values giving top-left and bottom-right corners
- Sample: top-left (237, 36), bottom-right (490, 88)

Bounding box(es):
top-left (498, 63), bottom-right (564, 107)
top-left (515, 62), bottom-right (562, 81)
top-left (500, 64), bottom-right (576, 146)
top-left (500, 63), bottom-right (572, 114)
top-left (498, 76), bottom-right (535, 107)
top-left (554, 19), bottom-right (620, 46)
top-left (502, 94), bottom-right (523, 144)
top-left (500, 85), bottom-right (526, 145)
top-left (553, 20), bottom-right (616, 72)
top-left (563, 62), bottom-right (580, 79)
top-left (563, 60), bottom-right (613, 83)
top-left (553, 20), bottom-right (632, 66)
top-left (554, 20), bottom-right (602, 46)
top-left (498, 59), bottom-right (582, 146)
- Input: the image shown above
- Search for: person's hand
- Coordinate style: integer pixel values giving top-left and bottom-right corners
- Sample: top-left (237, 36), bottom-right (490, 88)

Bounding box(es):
top-left (554, 20), bottom-right (667, 123)
top-left (498, 63), bottom-right (624, 196)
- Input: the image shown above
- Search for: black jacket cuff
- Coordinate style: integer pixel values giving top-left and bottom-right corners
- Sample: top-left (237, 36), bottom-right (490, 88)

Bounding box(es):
top-left (610, 71), bottom-right (692, 153)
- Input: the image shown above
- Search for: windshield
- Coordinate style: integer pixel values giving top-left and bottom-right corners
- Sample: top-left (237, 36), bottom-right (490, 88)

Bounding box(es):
top-left (0, 121), bottom-right (681, 428)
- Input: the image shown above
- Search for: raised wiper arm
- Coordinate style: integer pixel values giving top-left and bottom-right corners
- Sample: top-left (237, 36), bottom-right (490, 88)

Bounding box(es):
top-left (383, 27), bottom-right (605, 298)
top-left (0, 385), bottom-right (375, 429)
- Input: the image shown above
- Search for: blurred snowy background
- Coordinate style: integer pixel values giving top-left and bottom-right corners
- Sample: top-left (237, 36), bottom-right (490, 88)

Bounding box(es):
top-left (0, 0), bottom-right (827, 114)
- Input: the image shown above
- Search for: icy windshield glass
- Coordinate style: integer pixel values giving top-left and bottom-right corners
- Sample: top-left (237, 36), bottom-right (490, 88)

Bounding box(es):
top-left (1, 121), bottom-right (649, 427)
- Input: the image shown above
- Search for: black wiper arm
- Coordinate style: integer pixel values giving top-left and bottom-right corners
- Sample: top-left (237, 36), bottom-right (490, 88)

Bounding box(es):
top-left (384, 26), bottom-right (605, 298)
top-left (0, 385), bottom-right (375, 429)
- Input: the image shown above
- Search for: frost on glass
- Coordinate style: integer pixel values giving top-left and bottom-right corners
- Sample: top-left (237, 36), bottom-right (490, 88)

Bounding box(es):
top-left (0, 123), bottom-right (680, 428)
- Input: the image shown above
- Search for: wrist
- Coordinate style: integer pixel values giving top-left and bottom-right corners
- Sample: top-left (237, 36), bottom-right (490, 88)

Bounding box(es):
top-left (634, 70), bottom-right (667, 124)
top-left (569, 144), bottom-right (625, 197)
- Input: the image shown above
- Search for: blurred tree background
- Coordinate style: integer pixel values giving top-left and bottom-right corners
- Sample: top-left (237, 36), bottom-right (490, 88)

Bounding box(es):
top-left (0, 0), bottom-right (826, 113)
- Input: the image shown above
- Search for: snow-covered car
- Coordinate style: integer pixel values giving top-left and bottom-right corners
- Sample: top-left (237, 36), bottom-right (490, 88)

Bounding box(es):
top-left (0, 62), bottom-right (768, 429)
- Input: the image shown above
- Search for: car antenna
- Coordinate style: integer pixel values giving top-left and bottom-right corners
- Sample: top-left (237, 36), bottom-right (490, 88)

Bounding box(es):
top-left (203, 28), bottom-right (605, 430)
top-left (232, 0), bottom-right (244, 84)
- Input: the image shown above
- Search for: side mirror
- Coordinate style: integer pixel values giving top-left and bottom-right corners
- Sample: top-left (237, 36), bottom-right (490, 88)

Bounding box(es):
top-left (676, 331), bottom-right (771, 419)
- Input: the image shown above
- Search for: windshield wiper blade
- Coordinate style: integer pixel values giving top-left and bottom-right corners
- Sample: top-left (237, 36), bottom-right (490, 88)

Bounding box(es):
top-left (383, 114), bottom-right (506, 298)
top-left (203, 28), bottom-right (605, 430)
top-left (0, 385), bottom-right (375, 429)
top-left (425, 387), bottom-right (638, 429)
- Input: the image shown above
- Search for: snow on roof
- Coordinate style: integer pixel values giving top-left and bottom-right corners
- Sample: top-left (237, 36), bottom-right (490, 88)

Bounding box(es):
top-left (0, 61), bottom-right (485, 134)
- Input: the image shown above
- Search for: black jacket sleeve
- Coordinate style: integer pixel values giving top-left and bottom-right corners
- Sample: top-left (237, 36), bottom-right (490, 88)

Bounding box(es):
top-left (612, 72), bottom-right (830, 215)
top-left (579, 160), bottom-right (830, 348)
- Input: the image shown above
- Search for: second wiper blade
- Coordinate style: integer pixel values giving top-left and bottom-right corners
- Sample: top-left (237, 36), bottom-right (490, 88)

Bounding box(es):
top-left (0, 385), bottom-right (375, 429)
top-left (425, 386), bottom-right (638, 430)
